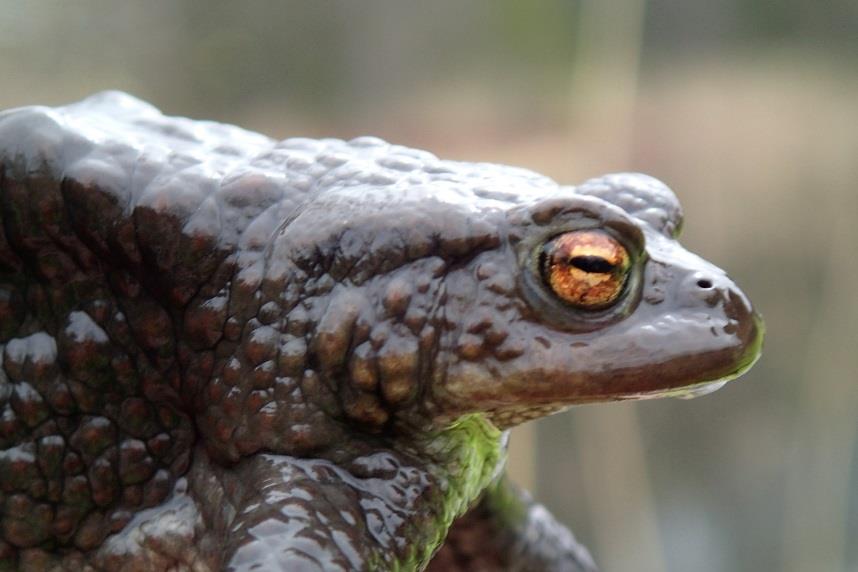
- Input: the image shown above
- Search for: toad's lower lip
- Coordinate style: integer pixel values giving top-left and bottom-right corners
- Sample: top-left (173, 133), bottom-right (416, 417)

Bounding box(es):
top-left (670, 311), bottom-right (765, 399)
top-left (609, 310), bottom-right (765, 402)
top-left (671, 379), bottom-right (729, 400)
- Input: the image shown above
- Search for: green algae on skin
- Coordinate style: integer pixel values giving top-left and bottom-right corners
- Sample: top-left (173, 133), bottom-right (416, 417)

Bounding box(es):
top-left (396, 414), bottom-right (507, 570)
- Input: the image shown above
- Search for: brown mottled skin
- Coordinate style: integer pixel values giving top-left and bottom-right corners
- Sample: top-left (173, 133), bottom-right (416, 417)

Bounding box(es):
top-left (0, 93), bottom-right (762, 571)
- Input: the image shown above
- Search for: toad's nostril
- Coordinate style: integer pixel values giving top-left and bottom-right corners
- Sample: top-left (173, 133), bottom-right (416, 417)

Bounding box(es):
top-left (696, 278), bottom-right (713, 289)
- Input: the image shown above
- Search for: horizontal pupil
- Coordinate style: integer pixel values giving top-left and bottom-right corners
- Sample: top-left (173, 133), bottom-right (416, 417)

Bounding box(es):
top-left (569, 255), bottom-right (615, 274)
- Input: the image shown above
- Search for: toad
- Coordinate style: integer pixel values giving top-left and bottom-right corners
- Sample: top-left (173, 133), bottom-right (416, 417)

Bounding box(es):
top-left (0, 92), bottom-right (762, 571)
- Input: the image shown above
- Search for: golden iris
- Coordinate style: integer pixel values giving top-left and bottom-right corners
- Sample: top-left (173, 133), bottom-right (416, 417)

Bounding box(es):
top-left (541, 230), bottom-right (631, 309)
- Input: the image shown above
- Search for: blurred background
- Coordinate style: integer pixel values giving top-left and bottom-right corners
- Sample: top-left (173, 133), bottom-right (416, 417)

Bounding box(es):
top-left (2, 2), bottom-right (856, 571)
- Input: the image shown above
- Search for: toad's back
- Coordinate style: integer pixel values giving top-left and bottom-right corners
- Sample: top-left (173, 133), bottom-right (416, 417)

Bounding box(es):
top-left (0, 92), bottom-right (762, 571)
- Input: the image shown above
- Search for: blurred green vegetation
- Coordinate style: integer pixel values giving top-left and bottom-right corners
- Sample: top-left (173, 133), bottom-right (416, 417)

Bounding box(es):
top-left (2, 2), bottom-right (857, 571)
top-left (5, 1), bottom-right (855, 119)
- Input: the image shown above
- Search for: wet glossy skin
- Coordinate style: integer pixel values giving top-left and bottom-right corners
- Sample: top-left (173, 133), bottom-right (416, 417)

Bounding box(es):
top-left (0, 92), bottom-right (762, 571)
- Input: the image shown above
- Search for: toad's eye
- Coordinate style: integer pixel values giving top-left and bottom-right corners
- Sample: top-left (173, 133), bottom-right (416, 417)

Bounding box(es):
top-left (540, 230), bottom-right (631, 309)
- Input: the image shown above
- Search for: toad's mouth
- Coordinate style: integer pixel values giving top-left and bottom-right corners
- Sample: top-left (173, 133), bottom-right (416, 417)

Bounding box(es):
top-left (577, 308), bottom-right (765, 402)
top-left (672, 380), bottom-right (730, 399)
top-left (441, 304), bottom-right (764, 413)
top-left (634, 310), bottom-right (765, 401)
top-left (674, 321), bottom-right (763, 400)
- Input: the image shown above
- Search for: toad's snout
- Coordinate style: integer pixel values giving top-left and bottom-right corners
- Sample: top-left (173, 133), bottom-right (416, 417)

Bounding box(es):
top-left (676, 268), bottom-right (752, 311)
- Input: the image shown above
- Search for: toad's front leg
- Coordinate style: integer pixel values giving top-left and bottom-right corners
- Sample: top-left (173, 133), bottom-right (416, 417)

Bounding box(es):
top-left (427, 477), bottom-right (598, 572)
top-left (183, 445), bottom-right (458, 572)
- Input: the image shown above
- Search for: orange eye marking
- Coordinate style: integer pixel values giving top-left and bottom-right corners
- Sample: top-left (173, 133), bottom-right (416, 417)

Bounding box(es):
top-left (541, 230), bottom-right (630, 309)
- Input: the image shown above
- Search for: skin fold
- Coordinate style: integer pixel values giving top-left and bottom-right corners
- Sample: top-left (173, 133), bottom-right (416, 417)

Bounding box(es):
top-left (0, 92), bottom-right (763, 571)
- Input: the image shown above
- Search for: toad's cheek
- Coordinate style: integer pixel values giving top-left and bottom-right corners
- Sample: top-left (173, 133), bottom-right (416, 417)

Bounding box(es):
top-left (439, 289), bottom-right (763, 408)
